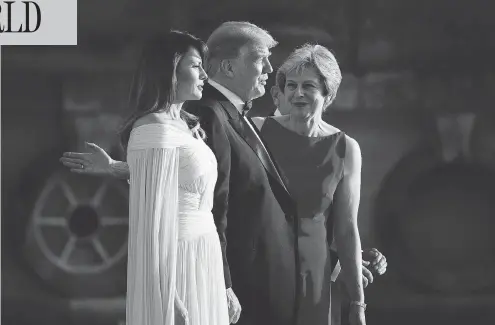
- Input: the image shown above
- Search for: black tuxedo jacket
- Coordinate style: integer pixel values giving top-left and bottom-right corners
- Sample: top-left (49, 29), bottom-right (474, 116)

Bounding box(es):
top-left (185, 83), bottom-right (300, 325)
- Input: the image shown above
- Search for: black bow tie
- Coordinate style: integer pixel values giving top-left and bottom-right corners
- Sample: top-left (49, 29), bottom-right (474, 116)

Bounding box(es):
top-left (242, 101), bottom-right (252, 116)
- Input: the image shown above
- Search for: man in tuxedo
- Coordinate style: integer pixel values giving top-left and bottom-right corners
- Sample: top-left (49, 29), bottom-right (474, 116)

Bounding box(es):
top-left (60, 22), bottom-right (296, 325)
top-left (183, 21), bottom-right (300, 325)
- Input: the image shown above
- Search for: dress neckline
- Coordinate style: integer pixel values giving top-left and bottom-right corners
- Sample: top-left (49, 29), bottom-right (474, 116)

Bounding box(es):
top-left (264, 117), bottom-right (342, 141)
top-left (131, 120), bottom-right (192, 135)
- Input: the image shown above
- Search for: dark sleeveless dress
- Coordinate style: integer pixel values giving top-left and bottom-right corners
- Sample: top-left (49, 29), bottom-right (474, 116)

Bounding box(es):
top-left (260, 117), bottom-right (347, 325)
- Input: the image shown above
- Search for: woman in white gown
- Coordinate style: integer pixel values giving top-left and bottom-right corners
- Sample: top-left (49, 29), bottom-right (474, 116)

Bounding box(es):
top-left (120, 31), bottom-right (229, 325)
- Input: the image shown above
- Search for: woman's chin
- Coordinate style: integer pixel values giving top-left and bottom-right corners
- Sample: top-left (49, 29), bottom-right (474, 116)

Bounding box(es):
top-left (291, 110), bottom-right (313, 119)
top-left (290, 107), bottom-right (321, 119)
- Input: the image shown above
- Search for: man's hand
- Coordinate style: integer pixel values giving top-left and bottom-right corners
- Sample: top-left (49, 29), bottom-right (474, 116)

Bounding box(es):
top-left (175, 297), bottom-right (190, 325)
top-left (361, 261), bottom-right (373, 288)
top-left (361, 248), bottom-right (387, 288)
top-left (226, 288), bottom-right (241, 324)
top-left (363, 248), bottom-right (387, 275)
top-left (60, 142), bottom-right (114, 176)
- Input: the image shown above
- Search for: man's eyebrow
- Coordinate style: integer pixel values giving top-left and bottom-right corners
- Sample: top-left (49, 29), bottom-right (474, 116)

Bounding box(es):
top-left (252, 50), bottom-right (271, 58)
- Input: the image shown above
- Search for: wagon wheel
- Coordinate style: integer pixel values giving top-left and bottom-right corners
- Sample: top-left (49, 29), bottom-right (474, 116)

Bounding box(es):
top-left (23, 169), bottom-right (129, 298)
top-left (375, 113), bottom-right (495, 294)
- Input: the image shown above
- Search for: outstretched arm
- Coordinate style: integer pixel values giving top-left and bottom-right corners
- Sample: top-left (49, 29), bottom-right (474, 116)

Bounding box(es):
top-left (60, 142), bottom-right (130, 180)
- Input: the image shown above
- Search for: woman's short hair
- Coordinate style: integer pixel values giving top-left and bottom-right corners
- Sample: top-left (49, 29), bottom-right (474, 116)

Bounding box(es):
top-left (276, 44), bottom-right (342, 110)
top-left (120, 30), bottom-right (208, 150)
top-left (205, 21), bottom-right (278, 75)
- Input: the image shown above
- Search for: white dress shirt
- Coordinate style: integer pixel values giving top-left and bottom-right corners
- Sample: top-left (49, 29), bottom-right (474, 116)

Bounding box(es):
top-left (207, 79), bottom-right (269, 152)
top-left (208, 79), bottom-right (245, 114)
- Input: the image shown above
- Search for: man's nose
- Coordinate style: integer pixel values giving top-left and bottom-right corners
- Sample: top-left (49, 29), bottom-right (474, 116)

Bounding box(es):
top-left (263, 58), bottom-right (273, 74)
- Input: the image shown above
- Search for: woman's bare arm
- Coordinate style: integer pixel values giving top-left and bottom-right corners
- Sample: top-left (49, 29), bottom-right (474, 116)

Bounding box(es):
top-left (333, 136), bottom-right (365, 304)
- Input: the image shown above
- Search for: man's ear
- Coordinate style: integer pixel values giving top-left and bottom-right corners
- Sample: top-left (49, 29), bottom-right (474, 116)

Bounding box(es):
top-left (219, 59), bottom-right (235, 78)
top-left (270, 86), bottom-right (280, 107)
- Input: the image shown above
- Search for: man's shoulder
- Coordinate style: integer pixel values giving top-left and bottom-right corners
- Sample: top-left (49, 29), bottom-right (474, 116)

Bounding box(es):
top-left (185, 97), bottom-right (225, 118)
top-left (184, 99), bottom-right (231, 135)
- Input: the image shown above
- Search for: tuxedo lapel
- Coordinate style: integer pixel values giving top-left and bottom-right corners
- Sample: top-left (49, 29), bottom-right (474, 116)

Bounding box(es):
top-left (202, 83), bottom-right (293, 200)
top-left (235, 113), bottom-right (296, 217)
top-left (242, 115), bottom-right (292, 194)
top-left (228, 108), bottom-right (293, 201)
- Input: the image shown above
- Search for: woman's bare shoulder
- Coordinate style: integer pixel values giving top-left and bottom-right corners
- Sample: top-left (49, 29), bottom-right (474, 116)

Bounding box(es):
top-left (132, 113), bottom-right (176, 130)
top-left (133, 114), bottom-right (162, 129)
top-left (342, 134), bottom-right (361, 174)
top-left (319, 121), bottom-right (341, 136)
top-left (319, 123), bottom-right (359, 151)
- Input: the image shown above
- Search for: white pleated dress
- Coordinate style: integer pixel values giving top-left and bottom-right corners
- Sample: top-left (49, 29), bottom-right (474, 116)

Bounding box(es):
top-left (126, 121), bottom-right (229, 325)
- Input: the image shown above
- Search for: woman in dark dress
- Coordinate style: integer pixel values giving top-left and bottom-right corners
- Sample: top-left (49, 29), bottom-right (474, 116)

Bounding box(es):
top-left (270, 93), bottom-right (387, 325)
top-left (252, 44), bottom-right (366, 325)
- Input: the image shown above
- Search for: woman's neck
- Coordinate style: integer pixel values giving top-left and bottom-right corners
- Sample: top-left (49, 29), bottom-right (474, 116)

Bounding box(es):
top-left (158, 103), bottom-right (183, 120)
top-left (285, 114), bottom-right (324, 137)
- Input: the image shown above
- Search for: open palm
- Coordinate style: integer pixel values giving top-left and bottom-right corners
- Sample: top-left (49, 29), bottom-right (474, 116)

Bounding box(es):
top-left (60, 142), bottom-right (114, 175)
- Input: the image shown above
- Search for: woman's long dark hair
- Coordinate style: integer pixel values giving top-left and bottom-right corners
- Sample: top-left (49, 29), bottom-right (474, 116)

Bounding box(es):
top-left (119, 30), bottom-right (207, 153)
